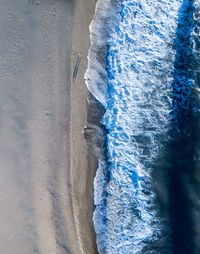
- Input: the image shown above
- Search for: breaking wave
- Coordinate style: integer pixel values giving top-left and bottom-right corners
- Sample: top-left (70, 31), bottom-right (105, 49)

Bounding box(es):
top-left (85, 0), bottom-right (200, 253)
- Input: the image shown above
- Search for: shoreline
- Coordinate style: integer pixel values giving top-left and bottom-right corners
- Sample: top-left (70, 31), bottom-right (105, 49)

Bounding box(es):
top-left (70, 0), bottom-right (98, 253)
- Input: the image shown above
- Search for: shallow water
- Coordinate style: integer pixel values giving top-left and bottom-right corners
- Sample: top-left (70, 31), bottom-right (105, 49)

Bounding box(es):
top-left (86, 0), bottom-right (200, 253)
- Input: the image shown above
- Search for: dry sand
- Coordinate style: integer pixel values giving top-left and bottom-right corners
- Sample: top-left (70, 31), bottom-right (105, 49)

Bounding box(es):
top-left (0, 0), bottom-right (98, 253)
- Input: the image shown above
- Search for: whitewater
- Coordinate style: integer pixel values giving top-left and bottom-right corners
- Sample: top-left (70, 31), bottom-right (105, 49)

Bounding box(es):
top-left (85, 0), bottom-right (200, 253)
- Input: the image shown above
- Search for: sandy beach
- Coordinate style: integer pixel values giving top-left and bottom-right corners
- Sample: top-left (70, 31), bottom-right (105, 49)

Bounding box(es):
top-left (0, 0), bottom-right (98, 253)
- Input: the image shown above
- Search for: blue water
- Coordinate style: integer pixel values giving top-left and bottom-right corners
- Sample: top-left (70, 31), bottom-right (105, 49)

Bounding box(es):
top-left (91, 0), bottom-right (200, 253)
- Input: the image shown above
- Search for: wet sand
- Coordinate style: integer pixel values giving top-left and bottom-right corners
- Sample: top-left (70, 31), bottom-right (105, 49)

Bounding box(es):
top-left (0, 0), bottom-right (97, 253)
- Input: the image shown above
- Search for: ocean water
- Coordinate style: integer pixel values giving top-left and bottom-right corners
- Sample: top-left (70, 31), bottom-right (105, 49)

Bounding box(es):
top-left (85, 0), bottom-right (200, 253)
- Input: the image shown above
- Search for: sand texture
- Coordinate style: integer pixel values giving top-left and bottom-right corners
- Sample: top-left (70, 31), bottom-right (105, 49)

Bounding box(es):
top-left (0, 0), bottom-right (97, 253)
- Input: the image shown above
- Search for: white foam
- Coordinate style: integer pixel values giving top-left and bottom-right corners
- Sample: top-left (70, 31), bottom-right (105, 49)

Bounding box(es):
top-left (84, 0), bottom-right (121, 107)
top-left (85, 0), bottom-right (194, 253)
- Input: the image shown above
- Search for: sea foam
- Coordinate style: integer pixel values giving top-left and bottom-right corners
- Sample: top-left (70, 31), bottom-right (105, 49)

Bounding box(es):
top-left (85, 0), bottom-right (188, 253)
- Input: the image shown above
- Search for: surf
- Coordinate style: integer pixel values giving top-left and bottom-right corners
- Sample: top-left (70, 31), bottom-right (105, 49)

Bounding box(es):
top-left (85, 0), bottom-right (200, 253)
